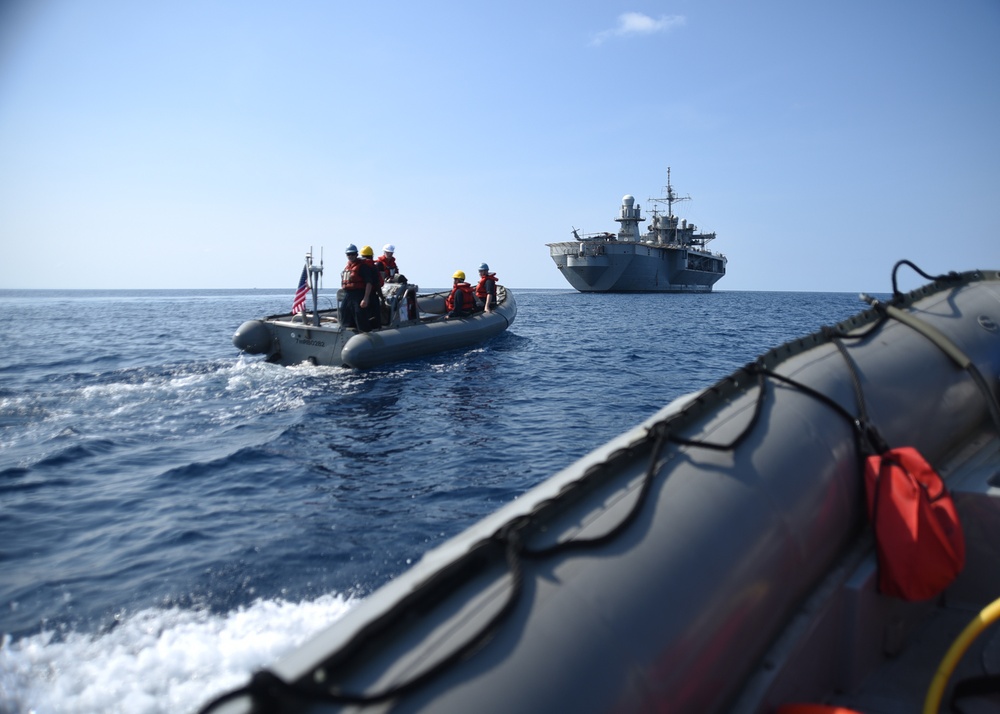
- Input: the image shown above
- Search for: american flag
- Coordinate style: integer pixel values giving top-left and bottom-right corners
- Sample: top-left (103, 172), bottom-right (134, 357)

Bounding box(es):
top-left (292, 265), bottom-right (309, 313)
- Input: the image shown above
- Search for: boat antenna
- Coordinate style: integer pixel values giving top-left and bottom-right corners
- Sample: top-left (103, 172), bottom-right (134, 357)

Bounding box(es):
top-left (308, 246), bottom-right (323, 327)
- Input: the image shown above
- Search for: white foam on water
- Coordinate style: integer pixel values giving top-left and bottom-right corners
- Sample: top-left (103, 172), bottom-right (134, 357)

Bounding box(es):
top-left (0, 594), bottom-right (355, 714)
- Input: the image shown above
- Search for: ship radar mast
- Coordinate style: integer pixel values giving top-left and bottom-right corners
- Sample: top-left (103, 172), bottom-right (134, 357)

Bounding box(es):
top-left (650, 167), bottom-right (690, 220)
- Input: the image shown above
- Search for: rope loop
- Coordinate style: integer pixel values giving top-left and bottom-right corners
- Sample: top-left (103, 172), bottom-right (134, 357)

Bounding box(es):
top-left (890, 259), bottom-right (961, 302)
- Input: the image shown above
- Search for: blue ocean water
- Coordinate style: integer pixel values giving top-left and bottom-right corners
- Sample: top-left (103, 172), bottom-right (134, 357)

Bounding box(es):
top-left (0, 288), bottom-right (876, 713)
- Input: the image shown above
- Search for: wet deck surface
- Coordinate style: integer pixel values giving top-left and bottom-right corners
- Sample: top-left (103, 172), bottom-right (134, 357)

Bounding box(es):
top-left (831, 604), bottom-right (1000, 713)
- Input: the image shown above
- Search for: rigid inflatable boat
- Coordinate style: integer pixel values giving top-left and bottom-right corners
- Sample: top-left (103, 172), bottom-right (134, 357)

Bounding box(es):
top-left (232, 252), bottom-right (516, 369)
top-left (206, 263), bottom-right (1000, 714)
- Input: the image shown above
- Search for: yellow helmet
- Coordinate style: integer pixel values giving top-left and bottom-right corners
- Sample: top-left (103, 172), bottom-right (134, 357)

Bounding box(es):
top-left (452, 270), bottom-right (465, 280)
top-left (360, 245), bottom-right (374, 258)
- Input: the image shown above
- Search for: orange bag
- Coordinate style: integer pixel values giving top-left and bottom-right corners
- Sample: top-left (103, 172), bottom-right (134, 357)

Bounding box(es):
top-left (864, 446), bottom-right (965, 601)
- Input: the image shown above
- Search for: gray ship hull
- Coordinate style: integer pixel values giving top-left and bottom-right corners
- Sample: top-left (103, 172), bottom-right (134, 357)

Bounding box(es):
top-left (547, 240), bottom-right (726, 292)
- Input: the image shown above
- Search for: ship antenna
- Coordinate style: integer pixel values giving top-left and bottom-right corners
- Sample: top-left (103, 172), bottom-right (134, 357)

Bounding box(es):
top-left (651, 166), bottom-right (690, 220)
top-left (667, 167), bottom-right (673, 218)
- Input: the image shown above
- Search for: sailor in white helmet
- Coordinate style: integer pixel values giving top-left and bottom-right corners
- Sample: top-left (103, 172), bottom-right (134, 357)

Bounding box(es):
top-left (376, 244), bottom-right (401, 283)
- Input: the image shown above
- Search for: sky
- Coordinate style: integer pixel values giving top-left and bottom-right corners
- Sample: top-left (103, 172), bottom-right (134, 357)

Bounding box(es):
top-left (1, 0), bottom-right (998, 292)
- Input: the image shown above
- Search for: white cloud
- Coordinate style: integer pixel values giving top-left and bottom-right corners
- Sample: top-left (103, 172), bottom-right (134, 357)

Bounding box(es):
top-left (591, 12), bottom-right (685, 46)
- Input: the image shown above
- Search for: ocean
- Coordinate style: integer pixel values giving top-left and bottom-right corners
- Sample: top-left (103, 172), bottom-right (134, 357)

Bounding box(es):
top-left (0, 287), bottom-right (876, 713)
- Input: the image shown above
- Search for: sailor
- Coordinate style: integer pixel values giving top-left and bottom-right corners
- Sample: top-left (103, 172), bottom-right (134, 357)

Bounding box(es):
top-left (445, 270), bottom-right (476, 319)
top-left (360, 245), bottom-right (385, 329)
top-left (376, 244), bottom-right (401, 283)
top-left (340, 244), bottom-right (376, 332)
top-left (475, 263), bottom-right (498, 313)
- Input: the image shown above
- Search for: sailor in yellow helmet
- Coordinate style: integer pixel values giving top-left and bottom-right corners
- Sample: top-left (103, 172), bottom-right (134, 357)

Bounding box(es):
top-left (445, 270), bottom-right (475, 319)
top-left (357, 246), bottom-right (384, 329)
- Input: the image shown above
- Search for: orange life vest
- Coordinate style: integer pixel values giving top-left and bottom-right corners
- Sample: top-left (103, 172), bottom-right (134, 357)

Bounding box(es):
top-left (476, 273), bottom-right (497, 299)
top-left (445, 282), bottom-right (475, 313)
top-left (341, 260), bottom-right (368, 291)
top-left (376, 255), bottom-right (398, 280)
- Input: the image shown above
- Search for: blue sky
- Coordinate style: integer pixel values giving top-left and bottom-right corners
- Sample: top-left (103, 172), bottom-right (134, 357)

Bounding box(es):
top-left (1, 0), bottom-right (998, 292)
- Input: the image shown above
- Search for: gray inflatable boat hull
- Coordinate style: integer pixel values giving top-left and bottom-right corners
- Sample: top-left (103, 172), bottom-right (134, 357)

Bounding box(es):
top-left (341, 297), bottom-right (516, 369)
top-left (232, 287), bottom-right (516, 369)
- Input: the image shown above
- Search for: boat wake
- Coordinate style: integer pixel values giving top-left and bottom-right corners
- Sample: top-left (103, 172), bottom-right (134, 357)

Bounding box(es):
top-left (0, 594), bottom-right (355, 714)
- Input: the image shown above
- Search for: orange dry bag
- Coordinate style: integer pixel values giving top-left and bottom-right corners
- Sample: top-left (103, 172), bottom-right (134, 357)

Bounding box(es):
top-left (863, 446), bottom-right (965, 601)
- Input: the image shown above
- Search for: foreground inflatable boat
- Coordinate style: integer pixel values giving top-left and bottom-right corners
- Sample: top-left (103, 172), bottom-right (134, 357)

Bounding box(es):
top-left (205, 264), bottom-right (1000, 714)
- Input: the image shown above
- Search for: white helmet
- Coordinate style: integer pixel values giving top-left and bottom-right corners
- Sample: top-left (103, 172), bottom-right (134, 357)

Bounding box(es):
top-left (383, 244), bottom-right (395, 253)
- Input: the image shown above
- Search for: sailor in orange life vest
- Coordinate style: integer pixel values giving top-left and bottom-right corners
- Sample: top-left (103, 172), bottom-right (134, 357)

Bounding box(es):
top-left (359, 245), bottom-right (384, 330)
top-left (340, 244), bottom-right (377, 332)
top-left (375, 244), bottom-right (401, 284)
top-left (475, 263), bottom-right (497, 313)
top-left (445, 270), bottom-right (476, 319)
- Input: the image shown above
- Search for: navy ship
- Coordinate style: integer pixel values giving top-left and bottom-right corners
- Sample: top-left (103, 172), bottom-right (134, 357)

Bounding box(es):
top-left (547, 169), bottom-right (727, 292)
